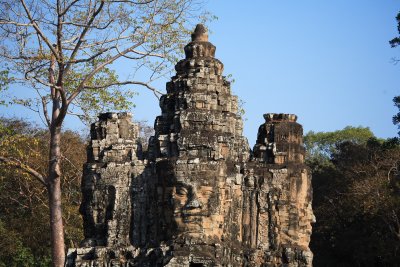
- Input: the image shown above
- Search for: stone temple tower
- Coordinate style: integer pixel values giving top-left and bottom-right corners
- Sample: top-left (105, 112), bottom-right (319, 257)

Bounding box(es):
top-left (67, 24), bottom-right (314, 267)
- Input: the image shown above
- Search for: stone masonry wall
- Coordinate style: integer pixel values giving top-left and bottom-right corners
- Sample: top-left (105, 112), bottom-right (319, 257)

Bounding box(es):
top-left (66, 25), bottom-right (314, 267)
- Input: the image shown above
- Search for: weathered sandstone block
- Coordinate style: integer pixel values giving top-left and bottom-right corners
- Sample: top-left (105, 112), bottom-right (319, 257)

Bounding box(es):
top-left (66, 24), bottom-right (314, 267)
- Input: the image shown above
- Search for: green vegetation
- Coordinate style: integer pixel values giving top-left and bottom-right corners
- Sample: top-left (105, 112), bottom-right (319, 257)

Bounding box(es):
top-left (389, 12), bottom-right (400, 48)
top-left (393, 96), bottom-right (400, 136)
top-left (390, 11), bottom-right (400, 136)
top-left (0, 118), bottom-right (84, 266)
top-left (0, 5), bottom-right (398, 267)
top-left (0, 0), bottom-right (211, 265)
top-left (309, 16), bottom-right (400, 263)
top-left (306, 127), bottom-right (400, 266)
top-left (304, 126), bottom-right (375, 169)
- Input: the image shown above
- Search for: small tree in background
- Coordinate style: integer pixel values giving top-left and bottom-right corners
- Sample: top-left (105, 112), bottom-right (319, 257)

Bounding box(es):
top-left (0, 1), bottom-right (211, 265)
top-left (303, 126), bottom-right (374, 171)
top-left (390, 11), bottom-right (400, 136)
top-left (389, 12), bottom-right (400, 48)
top-left (0, 118), bottom-right (85, 266)
top-left (393, 96), bottom-right (400, 136)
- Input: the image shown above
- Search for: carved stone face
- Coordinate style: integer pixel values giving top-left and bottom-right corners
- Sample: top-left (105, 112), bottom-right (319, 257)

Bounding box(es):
top-left (156, 161), bottom-right (226, 241)
top-left (167, 182), bottom-right (222, 238)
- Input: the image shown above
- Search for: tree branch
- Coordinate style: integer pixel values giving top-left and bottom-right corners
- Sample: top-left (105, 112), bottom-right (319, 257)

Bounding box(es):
top-left (0, 156), bottom-right (47, 187)
top-left (19, 0), bottom-right (59, 59)
top-left (65, 46), bottom-right (116, 64)
top-left (84, 80), bottom-right (162, 98)
top-left (116, 46), bottom-right (165, 59)
top-left (67, 41), bottom-right (145, 104)
top-left (64, 0), bottom-right (105, 75)
top-left (62, 35), bottom-right (131, 49)
top-left (60, 20), bottom-right (114, 30)
top-left (56, 0), bottom-right (64, 63)
top-left (54, 88), bottom-right (69, 127)
top-left (110, 0), bottom-right (156, 4)
top-left (0, 20), bottom-right (33, 26)
top-left (59, 0), bottom-right (80, 16)
top-left (40, 95), bottom-right (51, 127)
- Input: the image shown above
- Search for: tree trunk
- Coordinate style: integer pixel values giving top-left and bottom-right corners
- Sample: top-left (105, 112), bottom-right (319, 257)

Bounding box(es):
top-left (48, 125), bottom-right (65, 267)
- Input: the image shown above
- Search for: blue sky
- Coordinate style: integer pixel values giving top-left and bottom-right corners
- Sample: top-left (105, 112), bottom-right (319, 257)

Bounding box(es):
top-left (205, 1), bottom-right (400, 145)
top-left (137, 1), bottom-right (400, 145)
top-left (1, 1), bottom-right (400, 146)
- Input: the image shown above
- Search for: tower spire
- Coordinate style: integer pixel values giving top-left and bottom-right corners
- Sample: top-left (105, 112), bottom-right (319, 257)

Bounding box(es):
top-left (191, 24), bottom-right (208, 42)
top-left (184, 24), bottom-right (216, 58)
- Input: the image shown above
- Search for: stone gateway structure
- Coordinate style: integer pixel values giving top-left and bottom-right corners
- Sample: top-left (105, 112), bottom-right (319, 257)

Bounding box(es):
top-left (66, 24), bottom-right (314, 267)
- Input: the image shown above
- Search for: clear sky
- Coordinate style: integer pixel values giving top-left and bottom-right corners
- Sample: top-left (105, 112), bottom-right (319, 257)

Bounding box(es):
top-left (137, 1), bottom-right (400, 145)
top-left (1, 1), bottom-right (400, 146)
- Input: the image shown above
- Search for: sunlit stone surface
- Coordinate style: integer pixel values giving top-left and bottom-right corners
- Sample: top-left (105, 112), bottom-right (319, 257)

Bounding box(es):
top-left (66, 24), bottom-right (314, 267)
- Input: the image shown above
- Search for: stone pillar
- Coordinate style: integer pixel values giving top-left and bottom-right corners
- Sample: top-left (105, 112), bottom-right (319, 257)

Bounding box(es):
top-left (149, 24), bottom-right (250, 267)
top-left (253, 113), bottom-right (305, 164)
top-left (245, 113), bottom-right (314, 267)
top-left (67, 112), bottom-right (147, 266)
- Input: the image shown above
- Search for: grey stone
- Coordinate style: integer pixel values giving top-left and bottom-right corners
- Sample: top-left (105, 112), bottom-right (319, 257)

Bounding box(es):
top-left (66, 24), bottom-right (314, 267)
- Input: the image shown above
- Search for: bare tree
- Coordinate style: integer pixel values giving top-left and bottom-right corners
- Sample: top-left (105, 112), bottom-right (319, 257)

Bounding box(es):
top-left (0, 0), bottom-right (209, 265)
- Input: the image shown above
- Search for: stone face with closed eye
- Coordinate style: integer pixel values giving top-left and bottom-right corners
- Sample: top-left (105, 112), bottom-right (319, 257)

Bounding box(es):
top-left (66, 24), bottom-right (314, 267)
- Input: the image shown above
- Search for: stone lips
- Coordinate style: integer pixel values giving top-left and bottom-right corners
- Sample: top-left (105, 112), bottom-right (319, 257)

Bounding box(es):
top-left (66, 24), bottom-right (314, 267)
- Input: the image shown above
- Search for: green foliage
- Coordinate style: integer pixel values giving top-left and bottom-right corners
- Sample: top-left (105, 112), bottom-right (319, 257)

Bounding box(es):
top-left (304, 126), bottom-right (375, 170)
top-left (0, 70), bottom-right (8, 89)
top-left (0, 212), bottom-right (52, 267)
top-left (393, 96), bottom-right (400, 136)
top-left (0, 118), bottom-right (84, 265)
top-left (389, 12), bottom-right (400, 48)
top-left (0, 220), bottom-right (35, 267)
top-left (310, 135), bottom-right (400, 266)
top-left (0, 1), bottom-right (213, 264)
top-left (0, 0), bottom-right (214, 124)
top-left (390, 12), bottom-right (400, 137)
top-left (225, 74), bottom-right (236, 84)
top-left (0, 70), bottom-right (10, 106)
top-left (64, 62), bottom-right (137, 125)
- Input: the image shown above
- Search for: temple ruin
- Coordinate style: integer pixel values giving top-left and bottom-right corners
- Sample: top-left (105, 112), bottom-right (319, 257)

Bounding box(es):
top-left (66, 24), bottom-right (314, 267)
